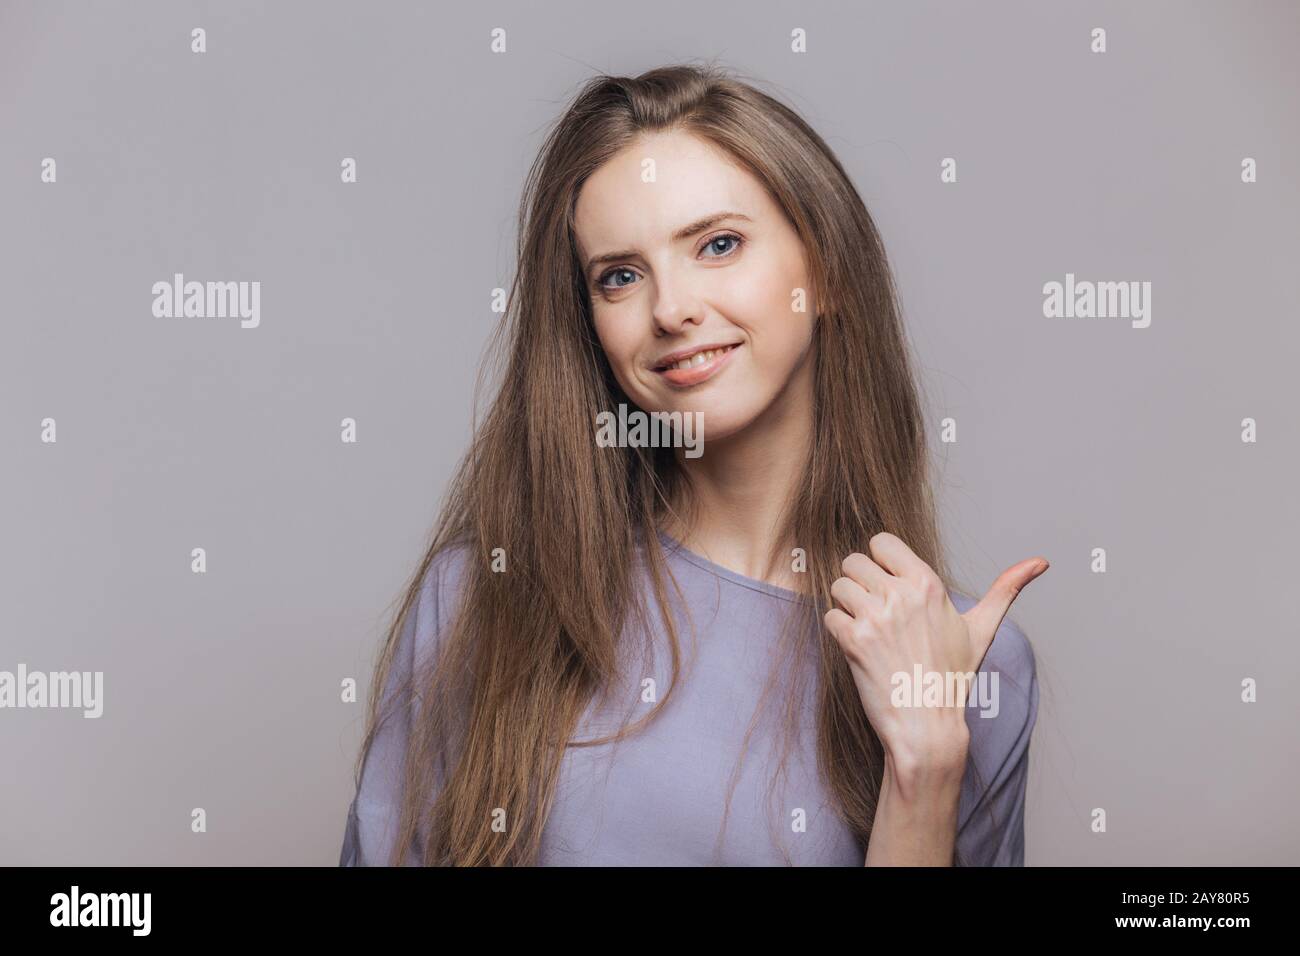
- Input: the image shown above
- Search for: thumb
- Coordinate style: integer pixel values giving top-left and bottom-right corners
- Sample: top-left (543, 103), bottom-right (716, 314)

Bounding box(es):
top-left (962, 557), bottom-right (1049, 662)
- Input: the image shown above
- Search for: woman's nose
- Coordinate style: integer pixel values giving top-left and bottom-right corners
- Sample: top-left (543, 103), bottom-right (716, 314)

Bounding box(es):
top-left (650, 271), bottom-right (704, 334)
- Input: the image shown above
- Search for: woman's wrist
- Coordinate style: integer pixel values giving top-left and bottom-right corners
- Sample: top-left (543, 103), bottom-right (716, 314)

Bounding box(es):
top-left (882, 726), bottom-right (970, 803)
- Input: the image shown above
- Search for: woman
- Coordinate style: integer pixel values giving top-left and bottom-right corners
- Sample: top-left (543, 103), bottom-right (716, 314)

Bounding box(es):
top-left (339, 63), bottom-right (1045, 867)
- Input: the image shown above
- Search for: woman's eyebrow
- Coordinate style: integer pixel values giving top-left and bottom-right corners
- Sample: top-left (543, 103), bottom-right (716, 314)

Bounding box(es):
top-left (584, 211), bottom-right (753, 274)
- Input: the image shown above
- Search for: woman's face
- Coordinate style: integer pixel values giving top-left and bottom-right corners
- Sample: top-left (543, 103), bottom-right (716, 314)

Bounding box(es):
top-left (573, 129), bottom-right (816, 445)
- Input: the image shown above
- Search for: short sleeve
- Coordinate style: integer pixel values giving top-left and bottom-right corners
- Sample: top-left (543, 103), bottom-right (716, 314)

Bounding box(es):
top-left (339, 546), bottom-right (466, 866)
top-left (949, 597), bottom-right (1039, 867)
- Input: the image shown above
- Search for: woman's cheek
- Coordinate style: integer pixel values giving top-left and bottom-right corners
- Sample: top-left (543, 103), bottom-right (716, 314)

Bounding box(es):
top-left (592, 323), bottom-right (638, 395)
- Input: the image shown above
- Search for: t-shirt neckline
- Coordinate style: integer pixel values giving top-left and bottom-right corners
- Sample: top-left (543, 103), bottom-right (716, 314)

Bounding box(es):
top-left (654, 528), bottom-right (811, 605)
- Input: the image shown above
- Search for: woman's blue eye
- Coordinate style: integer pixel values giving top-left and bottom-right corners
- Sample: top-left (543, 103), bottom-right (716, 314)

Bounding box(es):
top-left (703, 234), bottom-right (740, 257)
top-left (597, 233), bottom-right (744, 291)
top-left (601, 268), bottom-right (638, 289)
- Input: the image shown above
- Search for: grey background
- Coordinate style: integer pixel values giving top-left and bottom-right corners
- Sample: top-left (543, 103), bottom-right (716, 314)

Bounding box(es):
top-left (1, 0), bottom-right (1296, 865)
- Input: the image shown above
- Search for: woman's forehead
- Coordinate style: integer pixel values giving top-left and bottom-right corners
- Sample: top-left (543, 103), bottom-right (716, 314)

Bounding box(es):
top-left (574, 137), bottom-right (770, 251)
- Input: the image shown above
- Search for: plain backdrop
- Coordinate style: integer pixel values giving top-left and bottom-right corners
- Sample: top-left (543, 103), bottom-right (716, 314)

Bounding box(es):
top-left (1, 0), bottom-right (1296, 865)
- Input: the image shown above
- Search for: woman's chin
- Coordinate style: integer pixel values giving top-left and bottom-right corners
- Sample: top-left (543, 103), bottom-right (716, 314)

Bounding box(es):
top-left (633, 395), bottom-right (768, 448)
top-left (671, 409), bottom-right (756, 446)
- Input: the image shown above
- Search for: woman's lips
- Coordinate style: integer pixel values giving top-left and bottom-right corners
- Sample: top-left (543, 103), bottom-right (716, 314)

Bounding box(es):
top-left (654, 343), bottom-right (741, 386)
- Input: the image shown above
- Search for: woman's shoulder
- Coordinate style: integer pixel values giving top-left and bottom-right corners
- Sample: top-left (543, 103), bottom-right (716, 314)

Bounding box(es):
top-left (398, 539), bottom-right (476, 669)
top-left (420, 539), bottom-right (474, 600)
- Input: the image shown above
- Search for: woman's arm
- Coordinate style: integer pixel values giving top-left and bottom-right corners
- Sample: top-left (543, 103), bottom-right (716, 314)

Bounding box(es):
top-left (864, 730), bottom-right (969, 866)
top-left (340, 545), bottom-right (466, 866)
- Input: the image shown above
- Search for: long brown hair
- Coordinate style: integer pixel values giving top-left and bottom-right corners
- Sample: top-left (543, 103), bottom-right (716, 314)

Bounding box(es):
top-left (354, 61), bottom-right (984, 865)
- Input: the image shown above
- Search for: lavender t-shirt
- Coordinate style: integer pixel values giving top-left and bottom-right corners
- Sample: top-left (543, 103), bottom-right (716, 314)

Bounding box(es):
top-left (339, 531), bottom-right (1038, 866)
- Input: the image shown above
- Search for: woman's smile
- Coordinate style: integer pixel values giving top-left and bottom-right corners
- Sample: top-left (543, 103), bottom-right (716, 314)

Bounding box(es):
top-left (651, 342), bottom-right (742, 387)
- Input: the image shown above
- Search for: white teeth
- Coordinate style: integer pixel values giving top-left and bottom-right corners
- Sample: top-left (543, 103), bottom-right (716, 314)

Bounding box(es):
top-left (680, 351), bottom-right (709, 369)
top-left (666, 344), bottom-right (735, 371)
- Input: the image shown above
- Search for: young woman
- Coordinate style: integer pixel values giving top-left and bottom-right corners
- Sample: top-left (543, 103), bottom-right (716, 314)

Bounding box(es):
top-left (339, 63), bottom-right (1046, 867)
